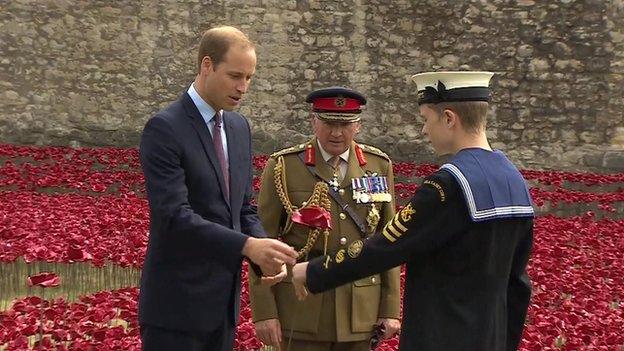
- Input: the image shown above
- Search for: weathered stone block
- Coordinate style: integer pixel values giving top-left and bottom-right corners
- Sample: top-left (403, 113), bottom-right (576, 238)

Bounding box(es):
top-left (582, 152), bottom-right (606, 168)
top-left (0, 0), bottom-right (621, 172)
top-left (604, 151), bottom-right (624, 170)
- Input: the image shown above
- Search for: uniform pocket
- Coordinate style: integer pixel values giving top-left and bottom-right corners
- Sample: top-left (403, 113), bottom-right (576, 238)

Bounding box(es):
top-left (351, 274), bottom-right (381, 332)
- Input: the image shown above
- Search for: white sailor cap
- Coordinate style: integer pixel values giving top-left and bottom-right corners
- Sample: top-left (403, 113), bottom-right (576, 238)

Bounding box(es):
top-left (411, 71), bottom-right (494, 105)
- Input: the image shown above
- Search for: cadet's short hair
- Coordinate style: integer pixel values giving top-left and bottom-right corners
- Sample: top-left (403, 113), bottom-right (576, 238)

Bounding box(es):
top-left (197, 26), bottom-right (255, 73)
top-left (434, 101), bottom-right (489, 134)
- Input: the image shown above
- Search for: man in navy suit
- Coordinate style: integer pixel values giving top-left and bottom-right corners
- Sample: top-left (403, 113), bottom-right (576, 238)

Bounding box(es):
top-left (139, 26), bottom-right (297, 351)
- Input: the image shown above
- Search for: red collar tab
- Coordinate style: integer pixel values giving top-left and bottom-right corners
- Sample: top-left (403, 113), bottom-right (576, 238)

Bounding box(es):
top-left (355, 144), bottom-right (367, 166)
top-left (305, 144), bottom-right (315, 165)
top-left (312, 97), bottom-right (362, 113)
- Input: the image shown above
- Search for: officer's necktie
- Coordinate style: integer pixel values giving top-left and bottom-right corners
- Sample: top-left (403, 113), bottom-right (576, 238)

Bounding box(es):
top-left (328, 155), bottom-right (343, 182)
top-left (213, 111), bottom-right (229, 199)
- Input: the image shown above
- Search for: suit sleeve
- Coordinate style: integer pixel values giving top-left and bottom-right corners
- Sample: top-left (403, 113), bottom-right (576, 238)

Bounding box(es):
top-left (239, 116), bottom-right (265, 238)
top-left (248, 157), bottom-right (284, 322)
top-left (377, 159), bottom-right (401, 319)
top-left (506, 220), bottom-right (533, 351)
top-left (307, 170), bottom-right (470, 294)
top-left (140, 115), bottom-right (249, 271)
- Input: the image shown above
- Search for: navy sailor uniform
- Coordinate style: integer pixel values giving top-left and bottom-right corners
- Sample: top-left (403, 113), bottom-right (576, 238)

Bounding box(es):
top-left (306, 148), bottom-right (534, 351)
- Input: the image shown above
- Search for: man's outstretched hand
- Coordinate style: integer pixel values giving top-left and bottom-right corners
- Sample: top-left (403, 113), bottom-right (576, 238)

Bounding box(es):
top-left (243, 237), bottom-right (297, 276)
top-left (291, 262), bottom-right (309, 300)
top-left (260, 263), bottom-right (288, 286)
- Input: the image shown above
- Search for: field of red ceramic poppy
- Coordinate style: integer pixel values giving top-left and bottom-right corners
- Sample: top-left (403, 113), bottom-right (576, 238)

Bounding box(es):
top-left (0, 144), bottom-right (622, 350)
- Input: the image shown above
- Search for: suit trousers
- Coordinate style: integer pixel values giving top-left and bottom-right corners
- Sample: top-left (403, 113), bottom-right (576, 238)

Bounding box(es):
top-left (280, 339), bottom-right (370, 351)
top-left (140, 322), bottom-right (235, 351)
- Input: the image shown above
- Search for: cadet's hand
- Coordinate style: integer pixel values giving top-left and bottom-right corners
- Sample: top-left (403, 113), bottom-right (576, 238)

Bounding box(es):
top-left (243, 238), bottom-right (297, 276)
top-left (255, 319), bottom-right (282, 350)
top-left (291, 262), bottom-right (308, 300)
top-left (260, 263), bottom-right (287, 286)
top-left (376, 318), bottom-right (401, 339)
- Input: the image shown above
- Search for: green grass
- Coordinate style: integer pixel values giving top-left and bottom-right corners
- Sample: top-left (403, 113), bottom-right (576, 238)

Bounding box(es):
top-left (0, 259), bottom-right (140, 311)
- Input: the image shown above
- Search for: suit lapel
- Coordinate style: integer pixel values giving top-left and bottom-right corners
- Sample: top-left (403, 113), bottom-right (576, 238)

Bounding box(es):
top-left (182, 93), bottom-right (231, 208)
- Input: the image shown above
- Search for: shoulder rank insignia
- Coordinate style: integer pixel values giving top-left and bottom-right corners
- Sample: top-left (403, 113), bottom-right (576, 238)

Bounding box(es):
top-left (271, 143), bottom-right (308, 158)
top-left (352, 173), bottom-right (392, 203)
top-left (348, 240), bottom-right (363, 258)
top-left (357, 143), bottom-right (391, 161)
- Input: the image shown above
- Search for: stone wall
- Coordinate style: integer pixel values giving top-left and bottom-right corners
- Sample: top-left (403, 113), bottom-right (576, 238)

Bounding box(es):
top-left (1, 0), bottom-right (623, 171)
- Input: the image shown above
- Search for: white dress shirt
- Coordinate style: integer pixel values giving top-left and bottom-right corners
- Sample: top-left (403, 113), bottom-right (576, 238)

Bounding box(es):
top-left (187, 83), bottom-right (229, 162)
top-left (317, 140), bottom-right (349, 179)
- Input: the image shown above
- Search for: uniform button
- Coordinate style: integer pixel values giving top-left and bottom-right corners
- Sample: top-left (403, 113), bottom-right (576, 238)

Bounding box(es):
top-left (340, 237), bottom-right (347, 245)
top-left (301, 201), bottom-right (307, 206)
top-left (371, 277), bottom-right (377, 284)
top-left (339, 213), bottom-right (346, 220)
top-left (338, 189), bottom-right (345, 195)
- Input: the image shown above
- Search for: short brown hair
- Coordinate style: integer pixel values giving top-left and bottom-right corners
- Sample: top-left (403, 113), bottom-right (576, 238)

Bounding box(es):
top-left (197, 26), bottom-right (254, 72)
top-left (434, 101), bottom-right (489, 134)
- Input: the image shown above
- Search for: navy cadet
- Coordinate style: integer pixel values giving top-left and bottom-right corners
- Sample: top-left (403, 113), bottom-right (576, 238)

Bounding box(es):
top-left (249, 87), bottom-right (401, 350)
top-left (292, 72), bottom-right (534, 351)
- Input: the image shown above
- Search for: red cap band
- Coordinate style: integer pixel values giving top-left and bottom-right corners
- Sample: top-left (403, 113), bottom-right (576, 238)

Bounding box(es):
top-left (312, 97), bottom-right (362, 112)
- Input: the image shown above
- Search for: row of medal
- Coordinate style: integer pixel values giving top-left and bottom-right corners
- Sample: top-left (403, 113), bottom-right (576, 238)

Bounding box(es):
top-left (351, 175), bottom-right (392, 203)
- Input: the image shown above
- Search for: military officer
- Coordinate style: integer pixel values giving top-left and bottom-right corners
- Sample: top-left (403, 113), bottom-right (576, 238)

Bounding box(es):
top-left (293, 72), bottom-right (534, 351)
top-left (249, 87), bottom-right (401, 351)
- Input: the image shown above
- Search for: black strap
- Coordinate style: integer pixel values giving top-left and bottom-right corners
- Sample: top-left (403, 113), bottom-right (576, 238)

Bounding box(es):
top-left (297, 152), bottom-right (368, 237)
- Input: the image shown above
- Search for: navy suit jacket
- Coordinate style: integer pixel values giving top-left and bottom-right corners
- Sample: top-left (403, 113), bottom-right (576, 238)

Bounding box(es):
top-left (138, 92), bottom-right (265, 332)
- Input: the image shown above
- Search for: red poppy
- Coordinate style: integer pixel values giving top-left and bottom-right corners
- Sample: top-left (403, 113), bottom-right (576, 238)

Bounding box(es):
top-left (27, 272), bottom-right (61, 288)
top-left (291, 205), bottom-right (332, 230)
top-left (1, 145), bottom-right (624, 350)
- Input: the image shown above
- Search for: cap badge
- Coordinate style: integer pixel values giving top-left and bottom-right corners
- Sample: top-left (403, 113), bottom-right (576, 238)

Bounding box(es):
top-left (334, 96), bottom-right (346, 107)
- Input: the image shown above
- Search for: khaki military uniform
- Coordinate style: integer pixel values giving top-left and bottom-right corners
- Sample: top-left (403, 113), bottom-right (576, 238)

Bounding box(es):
top-left (249, 138), bottom-right (401, 347)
